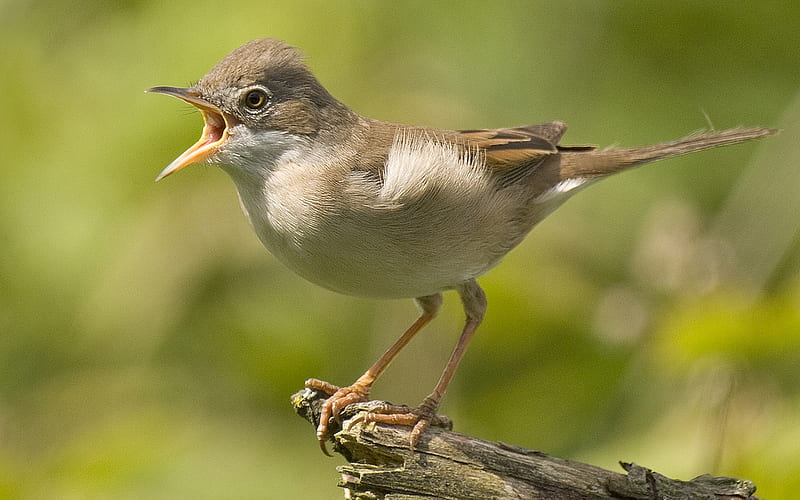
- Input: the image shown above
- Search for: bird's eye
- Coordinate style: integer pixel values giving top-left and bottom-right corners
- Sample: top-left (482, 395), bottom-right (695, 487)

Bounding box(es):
top-left (243, 89), bottom-right (268, 110)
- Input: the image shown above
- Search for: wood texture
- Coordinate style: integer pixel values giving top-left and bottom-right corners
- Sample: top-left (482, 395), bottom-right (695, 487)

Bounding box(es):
top-left (291, 388), bottom-right (760, 500)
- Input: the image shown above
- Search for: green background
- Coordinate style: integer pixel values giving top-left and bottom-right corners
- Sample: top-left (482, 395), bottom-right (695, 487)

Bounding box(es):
top-left (2, 1), bottom-right (799, 498)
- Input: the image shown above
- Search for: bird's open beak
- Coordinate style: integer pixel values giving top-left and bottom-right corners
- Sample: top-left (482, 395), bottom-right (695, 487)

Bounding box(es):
top-left (146, 86), bottom-right (233, 181)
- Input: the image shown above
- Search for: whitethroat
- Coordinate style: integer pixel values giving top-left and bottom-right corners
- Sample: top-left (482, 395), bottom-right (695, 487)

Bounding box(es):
top-left (148, 38), bottom-right (775, 453)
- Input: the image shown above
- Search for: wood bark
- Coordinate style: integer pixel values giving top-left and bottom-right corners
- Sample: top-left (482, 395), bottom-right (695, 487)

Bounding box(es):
top-left (291, 389), bottom-right (759, 500)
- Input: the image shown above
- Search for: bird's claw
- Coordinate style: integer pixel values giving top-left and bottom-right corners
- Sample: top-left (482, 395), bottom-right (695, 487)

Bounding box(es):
top-left (304, 377), bottom-right (372, 454)
top-left (304, 380), bottom-right (451, 453)
top-left (355, 396), bottom-right (452, 448)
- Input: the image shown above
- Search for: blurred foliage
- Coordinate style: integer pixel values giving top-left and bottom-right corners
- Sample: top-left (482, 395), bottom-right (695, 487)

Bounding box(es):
top-left (1, 1), bottom-right (799, 498)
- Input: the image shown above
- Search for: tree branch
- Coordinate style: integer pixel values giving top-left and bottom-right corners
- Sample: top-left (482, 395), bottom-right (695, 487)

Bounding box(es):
top-left (291, 388), bottom-right (759, 500)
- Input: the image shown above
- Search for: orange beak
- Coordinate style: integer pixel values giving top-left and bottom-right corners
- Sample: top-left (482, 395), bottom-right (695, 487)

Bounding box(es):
top-left (146, 86), bottom-right (233, 181)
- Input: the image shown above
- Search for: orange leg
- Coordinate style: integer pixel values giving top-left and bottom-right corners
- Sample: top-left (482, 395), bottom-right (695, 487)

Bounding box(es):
top-left (362, 279), bottom-right (487, 447)
top-left (305, 293), bottom-right (443, 454)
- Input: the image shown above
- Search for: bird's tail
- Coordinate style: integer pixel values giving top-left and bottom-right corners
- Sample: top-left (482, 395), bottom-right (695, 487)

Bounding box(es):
top-left (561, 127), bottom-right (777, 179)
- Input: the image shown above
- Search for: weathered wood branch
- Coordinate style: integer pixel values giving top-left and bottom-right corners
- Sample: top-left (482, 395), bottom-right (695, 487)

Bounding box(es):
top-left (291, 388), bottom-right (759, 500)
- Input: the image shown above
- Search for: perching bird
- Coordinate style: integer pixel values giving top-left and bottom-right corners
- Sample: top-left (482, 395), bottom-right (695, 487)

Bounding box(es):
top-left (148, 38), bottom-right (776, 453)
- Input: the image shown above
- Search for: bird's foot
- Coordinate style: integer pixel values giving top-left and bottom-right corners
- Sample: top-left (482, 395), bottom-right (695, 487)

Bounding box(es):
top-left (304, 377), bottom-right (372, 455)
top-left (353, 395), bottom-right (452, 448)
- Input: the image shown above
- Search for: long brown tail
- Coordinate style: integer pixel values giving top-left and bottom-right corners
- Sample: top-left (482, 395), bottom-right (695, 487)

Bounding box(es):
top-left (561, 127), bottom-right (777, 179)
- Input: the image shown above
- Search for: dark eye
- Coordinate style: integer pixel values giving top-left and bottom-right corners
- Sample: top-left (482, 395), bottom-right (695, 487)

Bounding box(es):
top-left (243, 89), bottom-right (268, 110)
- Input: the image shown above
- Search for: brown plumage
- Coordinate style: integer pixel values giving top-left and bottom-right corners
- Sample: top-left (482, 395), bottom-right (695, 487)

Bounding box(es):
top-left (148, 38), bottom-right (777, 453)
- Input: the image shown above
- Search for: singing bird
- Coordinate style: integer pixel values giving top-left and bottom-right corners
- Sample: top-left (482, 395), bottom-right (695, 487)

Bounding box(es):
top-left (148, 38), bottom-right (775, 452)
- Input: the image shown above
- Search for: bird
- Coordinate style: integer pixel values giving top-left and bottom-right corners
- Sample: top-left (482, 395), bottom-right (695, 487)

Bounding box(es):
top-left (147, 38), bottom-right (775, 453)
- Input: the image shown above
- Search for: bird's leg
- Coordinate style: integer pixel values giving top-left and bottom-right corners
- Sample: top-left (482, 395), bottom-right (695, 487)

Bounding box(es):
top-left (361, 279), bottom-right (487, 447)
top-left (305, 293), bottom-right (442, 453)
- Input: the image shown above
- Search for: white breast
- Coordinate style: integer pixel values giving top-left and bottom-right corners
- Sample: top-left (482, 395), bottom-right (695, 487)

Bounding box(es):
top-left (224, 131), bottom-right (526, 299)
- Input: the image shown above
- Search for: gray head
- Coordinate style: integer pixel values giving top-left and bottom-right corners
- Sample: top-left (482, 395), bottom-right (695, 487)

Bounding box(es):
top-left (148, 38), bottom-right (353, 180)
top-left (195, 38), bottom-right (345, 133)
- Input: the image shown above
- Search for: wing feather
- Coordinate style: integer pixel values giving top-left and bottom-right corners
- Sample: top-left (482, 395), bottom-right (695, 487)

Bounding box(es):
top-left (457, 121), bottom-right (567, 185)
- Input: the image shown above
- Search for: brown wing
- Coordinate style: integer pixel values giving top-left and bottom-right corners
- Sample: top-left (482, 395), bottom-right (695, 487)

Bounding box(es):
top-left (350, 120), bottom-right (593, 188)
top-left (457, 121), bottom-right (568, 185)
